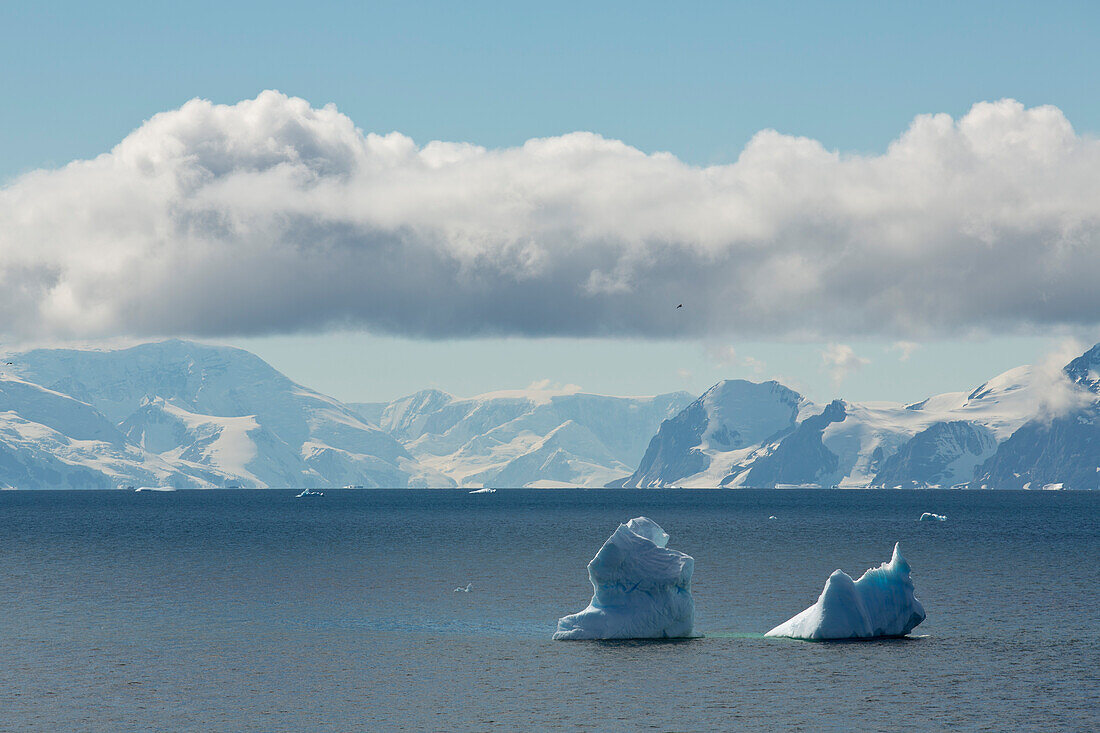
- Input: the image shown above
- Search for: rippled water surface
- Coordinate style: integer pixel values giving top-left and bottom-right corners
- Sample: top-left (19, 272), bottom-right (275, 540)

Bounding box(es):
top-left (2, 489), bottom-right (1098, 731)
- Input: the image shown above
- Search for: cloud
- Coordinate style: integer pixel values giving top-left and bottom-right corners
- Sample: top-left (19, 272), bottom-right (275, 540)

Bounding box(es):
top-left (821, 343), bottom-right (869, 384)
top-left (1030, 338), bottom-right (1095, 421)
top-left (705, 343), bottom-right (766, 373)
top-left (706, 345), bottom-right (740, 366)
top-left (2, 91), bottom-right (1100, 341)
top-left (525, 379), bottom-right (582, 393)
top-left (741, 356), bottom-right (766, 374)
top-left (891, 341), bottom-right (920, 361)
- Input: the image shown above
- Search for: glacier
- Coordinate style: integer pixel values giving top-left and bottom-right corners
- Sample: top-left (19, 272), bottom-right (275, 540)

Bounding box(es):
top-left (553, 517), bottom-right (695, 640)
top-left (354, 387), bottom-right (691, 489)
top-left (765, 543), bottom-right (925, 641)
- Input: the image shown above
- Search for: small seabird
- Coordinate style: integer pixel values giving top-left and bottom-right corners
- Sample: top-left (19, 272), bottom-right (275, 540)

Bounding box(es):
top-left (453, 583), bottom-right (473, 593)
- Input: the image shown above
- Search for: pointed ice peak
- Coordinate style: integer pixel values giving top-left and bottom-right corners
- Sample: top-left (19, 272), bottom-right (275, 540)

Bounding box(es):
top-left (767, 542), bottom-right (925, 640)
top-left (868, 541), bottom-right (910, 578)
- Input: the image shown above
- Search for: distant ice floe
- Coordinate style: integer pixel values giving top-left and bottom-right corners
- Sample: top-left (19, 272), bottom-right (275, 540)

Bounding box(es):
top-left (453, 583), bottom-right (472, 593)
top-left (469, 488), bottom-right (497, 494)
top-left (553, 517), bottom-right (696, 640)
top-left (765, 543), bottom-right (925, 641)
top-left (134, 486), bottom-right (175, 492)
top-left (919, 512), bottom-right (947, 522)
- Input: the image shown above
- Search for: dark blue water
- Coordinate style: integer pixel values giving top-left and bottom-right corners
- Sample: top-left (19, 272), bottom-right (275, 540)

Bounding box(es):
top-left (1, 489), bottom-right (1097, 731)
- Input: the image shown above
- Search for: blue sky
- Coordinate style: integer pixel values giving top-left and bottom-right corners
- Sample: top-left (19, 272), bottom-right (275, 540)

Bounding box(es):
top-left (3, 1), bottom-right (1099, 403)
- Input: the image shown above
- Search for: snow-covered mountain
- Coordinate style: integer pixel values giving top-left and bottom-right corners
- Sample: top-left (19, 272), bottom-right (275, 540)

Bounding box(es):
top-left (619, 352), bottom-right (1096, 489)
top-left (970, 345), bottom-right (1100, 490)
top-left (352, 387), bottom-right (693, 488)
top-left (1, 340), bottom-right (447, 488)
top-left (4, 339), bottom-right (1100, 489)
top-left (0, 375), bottom-right (217, 489)
top-left (617, 380), bottom-right (812, 488)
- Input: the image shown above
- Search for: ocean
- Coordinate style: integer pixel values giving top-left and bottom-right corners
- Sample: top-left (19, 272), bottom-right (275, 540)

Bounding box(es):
top-left (2, 489), bottom-right (1097, 731)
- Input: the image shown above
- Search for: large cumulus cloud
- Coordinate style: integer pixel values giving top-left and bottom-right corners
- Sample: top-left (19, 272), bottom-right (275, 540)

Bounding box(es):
top-left (2, 90), bottom-right (1099, 340)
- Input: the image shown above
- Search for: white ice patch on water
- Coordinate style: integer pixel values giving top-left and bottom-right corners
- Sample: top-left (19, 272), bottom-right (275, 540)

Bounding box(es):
top-left (553, 517), bottom-right (695, 640)
top-left (919, 512), bottom-right (947, 521)
top-left (765, 543), bottom-right (925, 641)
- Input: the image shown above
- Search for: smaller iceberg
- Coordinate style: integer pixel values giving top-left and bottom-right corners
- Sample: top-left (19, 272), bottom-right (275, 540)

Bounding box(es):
top-left (919, 512), bottom-right (946, 522)
top-left (553, 517), bottom-right (695, 640)
top-left (469, 488), bottom-right (496, 494)
top-left (765, 543), bottom-right (925, 641)
top-left (296, 488), bottom-right (324, 498)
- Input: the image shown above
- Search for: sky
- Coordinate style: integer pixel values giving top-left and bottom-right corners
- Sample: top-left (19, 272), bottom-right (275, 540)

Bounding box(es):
top-left (2, 1), bottom-right (1099, 404)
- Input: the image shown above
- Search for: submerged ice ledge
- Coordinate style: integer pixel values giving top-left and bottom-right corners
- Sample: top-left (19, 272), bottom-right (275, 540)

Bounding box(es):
top-left (765, 543), bottom-right (925, 641)
top-left (553, 517), bottom-right (696, 640)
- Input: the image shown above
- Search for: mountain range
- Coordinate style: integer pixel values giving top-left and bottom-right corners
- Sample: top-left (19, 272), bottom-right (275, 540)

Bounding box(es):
top-left (1, 339), bottom-right (1098, 489)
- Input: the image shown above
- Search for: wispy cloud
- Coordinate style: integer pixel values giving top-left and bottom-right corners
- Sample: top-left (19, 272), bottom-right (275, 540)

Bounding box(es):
top-left (706, 345), bottom-right (740, 366)
top-left (741, 356), bottom-right (766, 374)
top-left (821, 343), bottom-right (869, 385)
top-left (890, 341), bottom-right (919, 361)
top-left (1031, 338), bottom-right (1095, 421)
top-left (2, 92), bottom-right (1100, 341)
top-left (705, 343), bottom-right (766, 374)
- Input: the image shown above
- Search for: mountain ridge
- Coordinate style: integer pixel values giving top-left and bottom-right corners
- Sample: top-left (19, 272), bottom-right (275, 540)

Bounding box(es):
top-left (1, 339), bottom-right (1099, 489)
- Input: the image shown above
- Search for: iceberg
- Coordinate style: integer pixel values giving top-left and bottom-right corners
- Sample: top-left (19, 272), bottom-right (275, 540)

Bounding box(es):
top-left (553, 517), bottom-right (696, 640)
top-left (919, 512), bottom-right (947, 521)
top-left (765, 543), bottom-right (925, 641)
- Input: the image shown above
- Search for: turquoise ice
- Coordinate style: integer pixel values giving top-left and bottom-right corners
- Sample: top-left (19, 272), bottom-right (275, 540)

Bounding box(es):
top-left (553, 517), bottom-right (695, 640)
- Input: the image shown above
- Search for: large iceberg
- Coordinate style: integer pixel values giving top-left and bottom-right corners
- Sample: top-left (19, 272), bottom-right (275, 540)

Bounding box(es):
top-left (553, 517), bottom-right (696, 640)
top-left (765, 543), bottom-right (925, 641)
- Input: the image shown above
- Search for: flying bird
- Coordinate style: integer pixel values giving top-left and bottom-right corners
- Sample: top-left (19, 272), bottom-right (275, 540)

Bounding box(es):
top-left (676, 304), bottom-right (683, 309)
